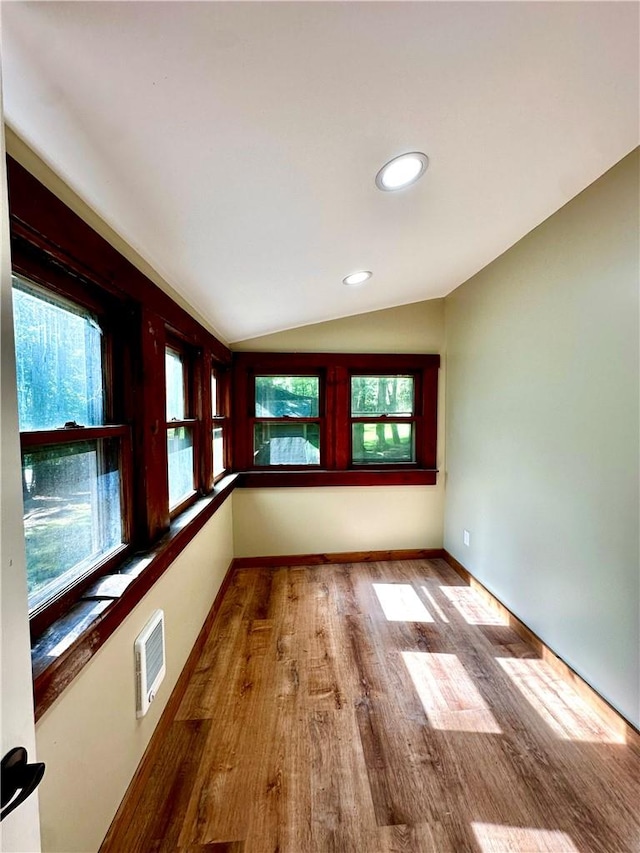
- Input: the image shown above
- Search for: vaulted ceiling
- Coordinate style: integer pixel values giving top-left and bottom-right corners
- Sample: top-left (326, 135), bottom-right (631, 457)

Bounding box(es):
top-left (2, 2), bottom-right (638, 342)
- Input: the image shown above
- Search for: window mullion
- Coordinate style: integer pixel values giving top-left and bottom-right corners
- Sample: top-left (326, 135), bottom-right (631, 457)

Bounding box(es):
top-left (135, 306), bottom-right (170, 543)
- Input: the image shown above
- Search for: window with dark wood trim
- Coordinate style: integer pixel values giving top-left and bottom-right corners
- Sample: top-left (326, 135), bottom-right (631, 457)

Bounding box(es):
top-left (350, 373), bottom-right (419, 465)
top-left (7, 154), bottom-right (233, 644)
top-left (11, 271), bottom-right (133, 638)
top-left (251, 373), bottom-right (323, 467)
top-left (165, 340), bottom-right (198, 515)
top-left (211, 364), bottom-right (230, 482)
top-left (233, 352), bottom-right (440, 486)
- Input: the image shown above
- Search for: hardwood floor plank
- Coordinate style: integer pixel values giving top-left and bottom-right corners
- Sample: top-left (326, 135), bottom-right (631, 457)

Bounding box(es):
top-left (377, 821), bottom-right (479, 853)
top-left (242, 570), bottom-right (313, 853)
top-left (177, 616), bottom-right (277, 845)
top-left (100, 719), bottom-right (211, 853)
top-left (103, 558), bottom-right (640, 853)
top-left (309, 708), bottom-right (378, 852)
top-left (175, 570), bottom-right (252, 721)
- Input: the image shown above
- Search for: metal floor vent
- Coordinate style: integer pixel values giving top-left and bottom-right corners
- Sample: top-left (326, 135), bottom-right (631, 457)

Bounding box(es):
top-left (135, 610), bottom-right (166, 718)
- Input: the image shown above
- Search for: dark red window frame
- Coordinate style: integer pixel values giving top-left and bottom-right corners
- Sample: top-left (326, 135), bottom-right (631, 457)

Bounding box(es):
top-left (211, 363), bottom-right (231, 483)
top-left (248, 369), bottom-right (326, 470)
top-left (11, 244), bottom-right (136, 638)
top-left (7, 155), bottom-right (233, 641)
top-left (232, 352), bottom-right (440, 486)
top-left (165, 335), bottom-right (200, 518)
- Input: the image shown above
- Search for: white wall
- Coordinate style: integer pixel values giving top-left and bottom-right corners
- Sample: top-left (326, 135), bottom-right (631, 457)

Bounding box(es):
top-left (233, 299), bottom-right (444, 354)
top-left (34, 500), bottom-right (234, 853)
top-left (444, 149), bottom-right (639, 726)
top-left (234, 486), bottom-right (443, 557)
top-left (233, 299), bottom-right (446, 558)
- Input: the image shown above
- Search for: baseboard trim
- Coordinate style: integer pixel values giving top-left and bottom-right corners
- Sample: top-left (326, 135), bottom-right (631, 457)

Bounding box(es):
top-left (442, 550), bottom-right (640, 748)
top-left (232, 548), bottom-right (445, 569)
top-left (99, 558), bottom-right (237, 851)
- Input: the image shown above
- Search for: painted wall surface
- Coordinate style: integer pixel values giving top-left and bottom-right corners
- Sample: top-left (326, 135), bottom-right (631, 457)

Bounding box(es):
top-left (34, 500), bottom-right (234, 853)
top-left (233, 299), bottom-right (446, 557)
top-left (232, 298), bottom-right (444, 353)
top-left (234, 486), bottom-right (443, 557)
top-left (444, 149), bottom-right (640, 726)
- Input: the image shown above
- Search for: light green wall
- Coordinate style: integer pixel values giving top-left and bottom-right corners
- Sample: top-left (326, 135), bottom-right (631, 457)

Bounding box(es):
top-left (444, 149), bottom-right (639, 726)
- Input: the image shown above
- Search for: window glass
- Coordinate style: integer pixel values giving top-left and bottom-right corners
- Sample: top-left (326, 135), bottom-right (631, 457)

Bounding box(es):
top-left (255, 376), bottom-right (319, 418)
top-left (167, 426), bottom-right (194, 507)
top-left (23, 439), bottom-right (123, 610)
top-left (352, 423), bottom-right (415, 464)
top-left (212, 370), bottom-right (226, 480)
top-left (351, 375), bottom-right (414, 416)
top-left (13, 277), bottom-right (104, 431)
top-left (165, 348), bottom-right (185, 420)
top-left (213, 427), bottom-right (225, 479)
top-left (211, 373), bottom-right (218, 416)
top-left (254, 423), bottom-right (320, 465)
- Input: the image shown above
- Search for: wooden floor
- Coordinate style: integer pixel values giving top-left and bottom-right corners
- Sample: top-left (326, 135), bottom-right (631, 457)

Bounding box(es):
top-left (101, 559), bottom-right (640, 853)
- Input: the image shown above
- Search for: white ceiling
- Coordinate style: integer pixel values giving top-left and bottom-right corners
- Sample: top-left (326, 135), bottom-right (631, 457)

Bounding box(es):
top-left (2, 2), bottom-right (638, 343)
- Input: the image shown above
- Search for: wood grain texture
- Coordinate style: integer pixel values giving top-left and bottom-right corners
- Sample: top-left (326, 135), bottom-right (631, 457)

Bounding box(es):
top-left (101, 558), bottom-right (640, 853)
top-left (442, 549), bottom-right (640, 748)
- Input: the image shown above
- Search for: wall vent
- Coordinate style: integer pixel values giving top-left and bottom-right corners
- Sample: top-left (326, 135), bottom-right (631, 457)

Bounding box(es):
top-left (135, 610), bottom-right (166, 718)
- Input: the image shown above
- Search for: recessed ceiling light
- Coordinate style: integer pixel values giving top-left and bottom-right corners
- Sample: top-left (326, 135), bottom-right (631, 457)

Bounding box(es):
top-left (343, 270), bottom-right (372, 286)
top-left (375, 152), bottom-right (429, 191)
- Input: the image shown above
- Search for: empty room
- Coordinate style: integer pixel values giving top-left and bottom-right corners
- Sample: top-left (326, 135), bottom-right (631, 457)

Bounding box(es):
top-left (0, 3), bottom-right (638, 852)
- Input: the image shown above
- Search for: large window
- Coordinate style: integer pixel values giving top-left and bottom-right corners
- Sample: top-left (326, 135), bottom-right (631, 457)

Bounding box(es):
top-left (13, 275), bottom-right (130, 632)
top-left (233, 353), bottom-right (439, 484)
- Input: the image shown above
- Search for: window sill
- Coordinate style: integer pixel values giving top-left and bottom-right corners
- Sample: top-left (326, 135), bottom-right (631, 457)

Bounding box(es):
top-left (236, 468), bottom-right (438, 487)
top-left (31, 474), bottom-right (238, 721)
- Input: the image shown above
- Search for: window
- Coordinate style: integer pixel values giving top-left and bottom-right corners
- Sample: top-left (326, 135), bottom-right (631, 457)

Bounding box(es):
top-left (165, 344), bottom-right (197, 512)
top-left (253, 375), bottom-right (321, 466)
top-left (13, 275), bottom-right (130, 631)
top-left (233, 353), bottom-right (439, 484)
top-left (8, 155), bottom-right (234, 717)
top-left (212, 366), bottom-right (229, 481)
top-left (351, 375), bottom-right (416, 464)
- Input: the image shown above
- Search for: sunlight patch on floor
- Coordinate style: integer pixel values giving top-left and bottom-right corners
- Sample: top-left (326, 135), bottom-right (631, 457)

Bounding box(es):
top-left (498, 657), bottom-right (623, 743)
top-left (373, 583), bottom-right (433, 622)
top-left (440, 585), bottom-right (506, 625)
top-left (402, 651), bottom-right (502, 733)
top-left (420, 585), bottom-right (449, 622)
top-left (471, 822), bottom-right (580, 852)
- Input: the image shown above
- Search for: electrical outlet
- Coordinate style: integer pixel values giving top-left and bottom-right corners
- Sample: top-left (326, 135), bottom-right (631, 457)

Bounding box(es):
top-left (463, 529), bottom-right (470, 547)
